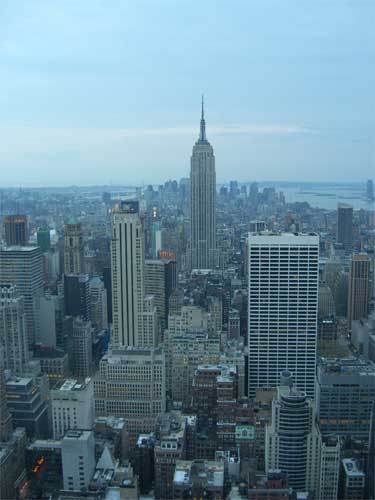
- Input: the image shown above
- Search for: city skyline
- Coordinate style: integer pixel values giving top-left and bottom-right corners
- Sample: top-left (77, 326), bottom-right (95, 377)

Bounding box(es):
top-left (1, 0), bottom-right (374, 186)
top-left (0, 3), bottom-right (374, 498)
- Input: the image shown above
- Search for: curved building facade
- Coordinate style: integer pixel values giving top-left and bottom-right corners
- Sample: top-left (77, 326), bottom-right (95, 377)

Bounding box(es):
top-left (266, 371), bottom-right (321, 494)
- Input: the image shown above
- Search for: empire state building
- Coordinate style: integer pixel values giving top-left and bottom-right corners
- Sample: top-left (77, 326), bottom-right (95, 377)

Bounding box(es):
top-left (190, 99), bottom-right (216, 270)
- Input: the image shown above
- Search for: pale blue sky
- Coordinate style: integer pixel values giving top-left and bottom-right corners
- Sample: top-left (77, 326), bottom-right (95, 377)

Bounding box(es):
top-left (0, 0), bottom-right (374, 186)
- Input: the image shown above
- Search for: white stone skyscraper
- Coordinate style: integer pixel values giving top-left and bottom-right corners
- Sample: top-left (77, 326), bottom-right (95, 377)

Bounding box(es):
top-left (111, 200), bottom-right (144, 347)
top-left (248, 232), bottom-right (319, 398)
top-left (96, 203), bottom-right (165, 450)
top-left (190, 98), bottom-right (216, 270)
top-left (0, 285), bottom-right (28, 375)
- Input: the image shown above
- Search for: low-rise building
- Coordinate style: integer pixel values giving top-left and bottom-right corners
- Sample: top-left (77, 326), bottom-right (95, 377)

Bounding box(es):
top-left (339, 458), bottom-right (366, 500)
top-left (62, 430), bottom-right (96, 492)
top-left (173, 459), bottom-right (225, 499)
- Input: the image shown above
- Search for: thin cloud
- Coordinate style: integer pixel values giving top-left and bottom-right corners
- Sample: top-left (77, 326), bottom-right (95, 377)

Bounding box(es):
top-left (0, 123), bottom-right (309, 153)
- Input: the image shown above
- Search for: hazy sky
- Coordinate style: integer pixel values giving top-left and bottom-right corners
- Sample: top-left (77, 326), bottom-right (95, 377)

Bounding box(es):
top-left (1, 0), bottom-right (374, 186)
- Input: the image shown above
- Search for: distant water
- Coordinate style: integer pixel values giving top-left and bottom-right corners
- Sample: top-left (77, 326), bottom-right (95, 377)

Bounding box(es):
top-left (257, 182), bottom-right (374, 210)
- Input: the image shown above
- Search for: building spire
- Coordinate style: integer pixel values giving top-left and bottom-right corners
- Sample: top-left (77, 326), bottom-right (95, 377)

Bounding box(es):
top-left (199, 94), bottom-right (206, 142)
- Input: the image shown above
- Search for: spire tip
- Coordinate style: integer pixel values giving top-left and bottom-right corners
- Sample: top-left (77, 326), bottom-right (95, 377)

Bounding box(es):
top-left (199, 95), bottom-right (207, 142)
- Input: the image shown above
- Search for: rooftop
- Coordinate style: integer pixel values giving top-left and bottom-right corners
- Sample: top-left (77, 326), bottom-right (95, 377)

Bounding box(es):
top-left (342, 458), bottom-right (365, 477)
top-left (95, 416), bottom-right (125, 430)
top-left (248, 231), bottom-right (319, 243)
top-left (174, 460), bottom-right (224, 488)
top-left (0, 245), bottom-right (40, 252)
top-left (6, 375), bottom-right (32, 387)
top-left (57, 378), bottom-right (91, 391)
top-left (64, 430), bottom-right (92, 441)
top-left (318, 358), bottom-right (375, 377)
top-left (107, 346), bottom-right (164, 360)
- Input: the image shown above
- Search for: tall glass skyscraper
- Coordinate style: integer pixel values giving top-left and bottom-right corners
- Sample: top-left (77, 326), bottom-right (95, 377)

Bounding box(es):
top-left (190, 98), bottom-right (216, 270)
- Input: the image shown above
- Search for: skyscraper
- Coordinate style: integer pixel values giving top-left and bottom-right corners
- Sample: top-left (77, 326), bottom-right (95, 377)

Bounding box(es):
top-left (265, 371), bottom-right (321, 494)
top-left (71, 317), bottom-right (93, 378)
top-left (0, 285), bottom-right (28, 374)
top-left (89, 277), bottom-right (108, 333)
top-left (247, 232), bottom-right (319, 398)
top-left (111, 201), bottom-right (144, 347)
top-left (347, 252), bottom-right (370, 329)
top-left (190, 98), bottom-right (216, 270)
top-left (337, 203), bottom-right (353, 253)
top-left (0, 347), bottom-right (12, 442)
top-left (0, 246), bottom-right (43, 345)
top-left (64, 274), bottom-right (90, 320)
top-left (64, 220), bottom-right (84, 274)
top-left (145, 259), bottom-right (177, 332)
top-left (4, 215), bottom-right (28, 247)
top-left (37, 228), bottom-right (51, 253)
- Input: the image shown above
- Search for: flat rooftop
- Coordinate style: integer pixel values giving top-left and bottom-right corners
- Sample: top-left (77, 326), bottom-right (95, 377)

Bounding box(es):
top-left (6, 376), bottom-right (32, 387)
top-left (58, 378), bottom-right (91, 391)
top-left (174, 460), bottom-right (224, 488)
top-left (342, 458), bottom-right (365, 477)
top-left (248, 231), bottom-right (319, 244)
top-left (63, 430), bottom-right (92, 441)
top-left (0, 246), bottom-right (40, 252)
top-left (318, 358), bottom-right (375, 377)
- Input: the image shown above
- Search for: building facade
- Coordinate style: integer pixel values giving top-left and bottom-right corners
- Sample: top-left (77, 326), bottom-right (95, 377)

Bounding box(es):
top-left (347, 253), bottom-right (370, 329)
top-left (316, 357), bottom-right (375, 439)
top-left (71, 317), bottom-right (93, 378)
top-left (0, 246), bottom-right (43, 345)
top-left (64, 221), bottom-right (84, 275)
top-left (89, 277), bottom-right (108, 333)
top-left (51, 378), bottom-right (94, 439)
top-left (5, 375), bottom-right (49, 438)
top-left (94, 346), bottom-right (166, 443)
top-left (337, 203), bottom-right (353, 253)
top-left (190, 99), bottom-right (216, 270)
top-left (248, 232), bottom-right (319, 398)
top-left (4, 215), bottom-right (28, 247)
top-left (111, 201), bottom-right (144, 347)
top-left (0, 286), bottom-right (28, 374)
top-left (145, 259), bottom-right (176, 332)
top-left (61, 430), bottom-right (96, 491)
top-left (265, 371), bottom-right (321, 494)
top-left (64, 273), bottom-right (90, 320)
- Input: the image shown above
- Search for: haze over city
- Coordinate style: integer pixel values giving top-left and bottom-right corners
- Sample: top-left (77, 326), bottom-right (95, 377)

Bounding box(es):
top-left (1, 0), bottom-right (375, 186)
